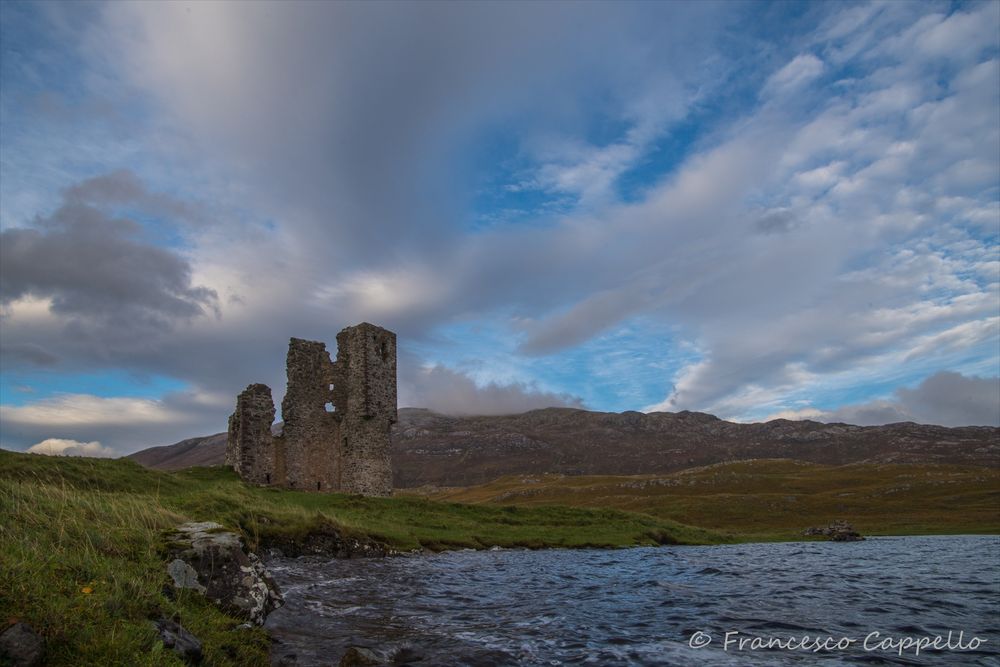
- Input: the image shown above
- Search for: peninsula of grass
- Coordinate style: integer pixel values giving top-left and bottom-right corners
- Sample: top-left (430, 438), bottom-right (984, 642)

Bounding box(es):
top-left (0, 450), bottom-right (724, 666)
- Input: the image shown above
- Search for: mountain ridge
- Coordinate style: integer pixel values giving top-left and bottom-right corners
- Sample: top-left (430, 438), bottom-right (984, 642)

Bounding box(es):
top-left (126, 406), bottom-right (999, 486)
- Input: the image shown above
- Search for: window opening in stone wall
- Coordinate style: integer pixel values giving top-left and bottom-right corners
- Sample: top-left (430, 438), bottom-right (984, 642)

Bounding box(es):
top-left (266, 473), bottom-right (271, 484)
top-left (379, 338), bottom-right (388, 362)
top-left (316, 481), bottom-right (321, 491)
top-left (325, 402), bottom-right (335, 412)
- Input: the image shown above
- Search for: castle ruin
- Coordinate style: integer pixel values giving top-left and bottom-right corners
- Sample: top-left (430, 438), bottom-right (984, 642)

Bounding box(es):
top-left (226, 322), bottom-right (396, 496)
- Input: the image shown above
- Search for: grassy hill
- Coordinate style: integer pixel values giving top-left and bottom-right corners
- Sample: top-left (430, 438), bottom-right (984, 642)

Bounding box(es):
top-left (407, 459), bottom-right (1000, 541)
top-left (0, 450), bottom-right (722, 666)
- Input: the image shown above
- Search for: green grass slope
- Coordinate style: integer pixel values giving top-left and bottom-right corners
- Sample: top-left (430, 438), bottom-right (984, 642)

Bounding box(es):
top-left (0, 450), bottom-right (722, 665)
top-left (410, 459), bottom-right (1000, 541)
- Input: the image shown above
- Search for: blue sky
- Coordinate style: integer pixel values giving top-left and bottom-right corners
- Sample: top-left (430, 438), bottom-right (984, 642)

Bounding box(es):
top-left (1, 1), bottom-right (998, 455)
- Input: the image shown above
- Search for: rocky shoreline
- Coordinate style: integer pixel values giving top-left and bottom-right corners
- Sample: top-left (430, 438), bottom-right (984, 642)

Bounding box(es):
top-left (259, 529), bottom-right (399, 560)
top-left (159, 521), bottom-right (405, 666)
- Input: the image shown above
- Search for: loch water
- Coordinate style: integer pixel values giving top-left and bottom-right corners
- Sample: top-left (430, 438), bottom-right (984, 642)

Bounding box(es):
top-left (265, 535), bottom-right (1000, 666)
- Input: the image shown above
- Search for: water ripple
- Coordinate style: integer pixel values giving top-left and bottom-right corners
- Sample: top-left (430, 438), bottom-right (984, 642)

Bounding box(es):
top-left (266, 535), bottom-right (999, 666)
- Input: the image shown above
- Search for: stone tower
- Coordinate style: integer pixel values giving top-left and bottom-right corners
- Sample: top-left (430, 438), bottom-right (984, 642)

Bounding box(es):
top-left (226, 384), bottom-right (275, 486)
top-left (335, 323), bottom-right (396, 496)
top-left (225, 323), bottom-right (396, 496)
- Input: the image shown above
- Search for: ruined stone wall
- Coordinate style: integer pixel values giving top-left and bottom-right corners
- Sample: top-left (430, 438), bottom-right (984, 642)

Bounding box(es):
top-left (225, 384), bottom-right (276, 486)
top-left (273, 437), bottom-right (287, 488)
top-left (225, 324), bottom-right (395, 496)
top-left (335, 323), bottom-right (395, 496)
top-left (281, 338), bottom-right (340, 492)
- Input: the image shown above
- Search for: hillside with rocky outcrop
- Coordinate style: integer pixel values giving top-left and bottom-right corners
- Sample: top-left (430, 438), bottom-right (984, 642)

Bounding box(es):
top-left (127, 407), bottom-right (999, 486)
top-left (128, 433), bottom-right (228, 471)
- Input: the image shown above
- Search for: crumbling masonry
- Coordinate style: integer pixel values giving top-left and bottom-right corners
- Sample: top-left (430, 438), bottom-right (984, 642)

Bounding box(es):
top-left (226, 323), bottom-right (396, 496)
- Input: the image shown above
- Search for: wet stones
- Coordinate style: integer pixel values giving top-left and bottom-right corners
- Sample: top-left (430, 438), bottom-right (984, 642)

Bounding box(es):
top-left (260, 526), bottom-right (397, 559)
top-left (338, 646), bottom-right (381, 666)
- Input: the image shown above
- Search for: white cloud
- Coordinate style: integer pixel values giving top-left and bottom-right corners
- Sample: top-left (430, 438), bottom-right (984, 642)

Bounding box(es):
top-left (883, 4), bottom-right (1000, 63)
top-left (764, 53), bottom-right (825, 96)
top-left (400, 364), bottom-right (584, 416)
top-left (26, 438), bottom-right (115, 457)
top-left (903, 318), bottom-right (1000, 363)
top-left (762, 371), bottom-right (999, 427)
top-left (2, 394), bottom-right (185, 427)
top-left (1, 390), bottom-right (232, 455)
top-left (758, 407), bottom-right (829, 422)
top-left (793, 160), bottom-right (846, 190)
top-left (633, 4), bottom-right (999, 419)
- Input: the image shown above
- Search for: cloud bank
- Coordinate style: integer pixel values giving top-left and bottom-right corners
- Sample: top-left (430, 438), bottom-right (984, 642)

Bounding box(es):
top-left (767, 371), bottom-right (1000, 427)
top-left (0, 2), bottom-right (996, 451)
top-left (400, 364), bottom-right (585, 416)
top-left (26, 438), bottom-right (115, 458)
top-left (1, 171), bottom-right (216, 354)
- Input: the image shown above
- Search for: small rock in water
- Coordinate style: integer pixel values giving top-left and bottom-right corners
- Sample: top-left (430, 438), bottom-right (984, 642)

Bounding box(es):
top-left (339, 646), bottom-right (382, 666)
top-left (152, 618), bottom-right (203, 664)
top-left (0, 622), bottom-right (45, 667)
top-left (390, 646), bottom-right (424, 664)
top-left (803, 520), bottom-right (864, 541)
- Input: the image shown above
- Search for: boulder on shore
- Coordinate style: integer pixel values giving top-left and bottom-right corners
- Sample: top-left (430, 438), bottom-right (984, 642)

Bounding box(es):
top-left (0, 623), bottom-right (45, 667)
top-left (803, 520), bottom-right (864, 541)
top-left (165, 521), bottom-right (283, 624)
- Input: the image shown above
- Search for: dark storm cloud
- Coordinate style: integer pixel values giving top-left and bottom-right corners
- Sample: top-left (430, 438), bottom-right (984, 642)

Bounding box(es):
top-left (63, 169), bottom-right (198, 221)
top-left (0, 172), bottom-right (216, 336)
